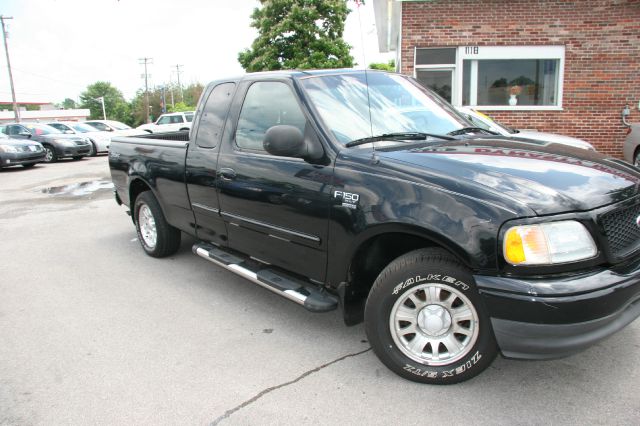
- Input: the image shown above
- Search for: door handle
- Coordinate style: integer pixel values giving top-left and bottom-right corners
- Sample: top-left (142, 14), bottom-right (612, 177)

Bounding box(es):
top-left (219, 168), bottom-right (236, 180)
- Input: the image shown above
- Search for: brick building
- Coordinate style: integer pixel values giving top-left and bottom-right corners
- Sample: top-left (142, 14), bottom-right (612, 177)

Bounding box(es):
top-left (373, 0), bottom-right (640, 157)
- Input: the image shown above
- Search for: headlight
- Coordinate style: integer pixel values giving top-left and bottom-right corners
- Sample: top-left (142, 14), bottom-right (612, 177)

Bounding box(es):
top-left (0, 144), bottom-right (19, 153)
top-left (503, 220), bottom-right (597, 265)
top-left (55, 139), bottom-right (77, 147)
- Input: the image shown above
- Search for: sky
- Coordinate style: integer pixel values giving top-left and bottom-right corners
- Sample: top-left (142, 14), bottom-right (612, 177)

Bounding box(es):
top-left (0, 0), bottom-right (392, 104)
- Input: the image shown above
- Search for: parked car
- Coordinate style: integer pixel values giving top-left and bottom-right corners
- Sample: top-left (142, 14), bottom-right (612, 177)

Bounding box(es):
top-left (0, 132), bottom-right (45, 169)
top-left (84, 120), bottom-right (142, 136)
top-left (136, 111), bottom-right (194, 133)
top-left (110, 69), bottom-right (640, 385)
top-left (0, 123), bottom-right (91, 163)
top-left (47, 121), bottom-right (110, 156)
top-left (623, 123), bottom-right (640, 166)
top-left (456, 106), bottom-right (595, 150)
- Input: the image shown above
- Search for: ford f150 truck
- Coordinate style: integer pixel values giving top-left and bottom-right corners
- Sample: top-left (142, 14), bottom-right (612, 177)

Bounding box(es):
top-left (110, 70), bottom-right (640, 384)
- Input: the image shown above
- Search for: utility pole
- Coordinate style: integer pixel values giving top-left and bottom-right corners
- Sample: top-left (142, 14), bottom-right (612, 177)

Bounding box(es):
top-left (173, 64), bottom-right (184, 102)
top-left (0, 16), bottom-right (20, 122)
top-left (95, 96), bottom-right (106, 120)
top-left (139, 57), bottom-right (153, 123)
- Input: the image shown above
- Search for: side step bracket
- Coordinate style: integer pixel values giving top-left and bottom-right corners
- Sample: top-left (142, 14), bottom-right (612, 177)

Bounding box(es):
top-left (193, 243), bottom-right (338, 313)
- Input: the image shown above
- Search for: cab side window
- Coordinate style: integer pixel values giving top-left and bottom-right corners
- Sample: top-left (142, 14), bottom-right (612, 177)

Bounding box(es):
top-left (157, 116), bottom-right (171, 125)
top-left (235, 81), bottom-right (306, 152)
top-left (6, 125), bottom-right (26, 135)
top-left (195, 82), bottom-right (236, 149)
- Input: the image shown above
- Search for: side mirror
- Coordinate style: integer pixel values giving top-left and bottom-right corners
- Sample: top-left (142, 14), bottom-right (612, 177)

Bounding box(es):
top-left (263, 124), bottom-right (324, 162)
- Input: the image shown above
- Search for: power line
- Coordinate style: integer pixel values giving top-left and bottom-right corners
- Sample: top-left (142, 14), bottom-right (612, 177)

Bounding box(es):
top-left (1, 15), bottom-right (20, 122)
top-left (139, 57), bottom-right (153, 123)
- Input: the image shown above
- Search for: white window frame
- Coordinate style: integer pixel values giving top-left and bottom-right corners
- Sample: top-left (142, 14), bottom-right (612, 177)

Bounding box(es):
top-left (454, 45), bottom-right (565, 111)
top-left (413, 47), bottom-right (458, 104)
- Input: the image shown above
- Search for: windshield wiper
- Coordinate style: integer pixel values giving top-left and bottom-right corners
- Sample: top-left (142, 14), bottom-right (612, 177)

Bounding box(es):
top-left (345, 132), bottom-right (455, 148)
top-left (447, 127), bottom-right (499, 136)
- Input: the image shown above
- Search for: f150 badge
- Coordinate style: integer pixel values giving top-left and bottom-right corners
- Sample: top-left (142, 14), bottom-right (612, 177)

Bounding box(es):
top-left (334, 190), bottom-right (360, 209)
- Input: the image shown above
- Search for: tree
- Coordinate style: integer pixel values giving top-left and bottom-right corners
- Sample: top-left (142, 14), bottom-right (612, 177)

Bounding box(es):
top-left (369, 60), bottom-right (395, 72)
top-left (238, 0), bottom-right (354, 72)
top-left (61, 98), bottom-right (77, 109)
top-left (79, 81), bottom-right (132, 124)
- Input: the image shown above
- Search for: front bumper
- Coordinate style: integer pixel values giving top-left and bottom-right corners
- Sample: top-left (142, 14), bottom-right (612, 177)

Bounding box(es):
top-left (475, 256), bottom-right (640, 359)
top-left (0, 151), bottom-right (46, 167)
top-left (55, 144), bottom-right (91, 158)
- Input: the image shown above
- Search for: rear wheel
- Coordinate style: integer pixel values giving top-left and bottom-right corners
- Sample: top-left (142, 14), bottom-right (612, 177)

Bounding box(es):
top-left (43, 145), bottom-right (57, 163)
top-left (89, 141), bottom-right (97, 157)
top-left (134, 191), bottom-right (181, 258)
top-left (22, 163), bottom-right (36, 168)
top-left (634, 150), bottom-right (640, 167)
top-left (365, 248), bottom-right (497, 384)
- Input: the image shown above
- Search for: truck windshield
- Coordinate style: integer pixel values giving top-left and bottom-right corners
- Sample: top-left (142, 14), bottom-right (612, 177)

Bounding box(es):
top-left (300, 72), bottom-right (470, 145)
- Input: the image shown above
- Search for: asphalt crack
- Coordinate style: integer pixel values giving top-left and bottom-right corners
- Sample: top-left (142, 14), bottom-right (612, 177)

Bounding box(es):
top-left (210, 347), bottom-right (372, 425)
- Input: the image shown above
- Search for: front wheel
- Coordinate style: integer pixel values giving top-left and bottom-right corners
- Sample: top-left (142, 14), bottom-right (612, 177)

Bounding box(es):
top-left (89, 141), bottom-right (97, 157)
top-left (634, 150), bottom-right (640, 167)
top-left (43, 145), bottom-right (57, 163)
top-left (134, 191), bottom-right (181, 258)
top-left (365, 248), bottom-right (497, 384)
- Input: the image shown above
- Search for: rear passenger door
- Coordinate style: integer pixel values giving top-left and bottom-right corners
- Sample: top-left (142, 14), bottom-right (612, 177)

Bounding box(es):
top-left (185, 82), bottom-right (237, 246)
top-left (216, 80), bottom-right (332, 283)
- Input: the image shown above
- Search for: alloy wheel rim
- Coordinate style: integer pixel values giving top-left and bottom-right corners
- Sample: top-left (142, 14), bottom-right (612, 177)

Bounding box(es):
top-left (389, 283), bottom-right (479, 366)
top-left (138, 204), bottom-right (157, 249)
top-left (45, 148), bottom-right (53, 162)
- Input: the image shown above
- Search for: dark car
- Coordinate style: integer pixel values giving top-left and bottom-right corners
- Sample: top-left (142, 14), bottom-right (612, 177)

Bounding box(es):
top-left (0, 133), bottom-right (46, 169)
top-left (1, 123), bottom-right (91, 163)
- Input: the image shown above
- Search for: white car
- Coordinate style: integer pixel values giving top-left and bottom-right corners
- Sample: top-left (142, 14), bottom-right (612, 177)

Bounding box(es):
top-left (84, 120), bottom-right (144, 137)
top-left (47, 121), bottom-right (111, 156)
top-left (456, 107), bottom-right (595, 151)
top-left (136, 112), bottom-right (194, 133)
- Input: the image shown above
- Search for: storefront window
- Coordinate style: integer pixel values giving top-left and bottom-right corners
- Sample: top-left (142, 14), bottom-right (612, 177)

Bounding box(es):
top-left (463, 59), bottom-right (559, 107)
top-left (415, 45), bottom-right (565, 110)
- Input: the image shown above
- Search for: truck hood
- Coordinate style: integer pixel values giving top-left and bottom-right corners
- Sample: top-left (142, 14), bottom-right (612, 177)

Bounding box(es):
top-left (377, 139), bottom-right (640, 215)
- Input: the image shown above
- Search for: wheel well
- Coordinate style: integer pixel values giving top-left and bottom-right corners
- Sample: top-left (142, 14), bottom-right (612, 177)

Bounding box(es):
top-left (129, 179), bottom-right (151, 218)
top-left (634, 145), bottom-right (640, 162)
top-left (179, 127), bottom-right (189, 131)
top-left (342, 232), bottom-right (446, 325)
top-left (144, 129), bottom-right (153, 134)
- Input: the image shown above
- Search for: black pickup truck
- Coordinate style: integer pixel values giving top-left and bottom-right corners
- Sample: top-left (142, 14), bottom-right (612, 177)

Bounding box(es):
top-left (110, 69), bottom-right (640, 384)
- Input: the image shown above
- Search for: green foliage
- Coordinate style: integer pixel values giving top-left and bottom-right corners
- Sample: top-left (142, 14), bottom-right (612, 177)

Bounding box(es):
top-left (79, 81), bottom-right (132, 125)
top-left (168, 102), bottom-right (192, 113)
top-left (238, 0), bottom-right (354, 72)
top-left (369, 60), bottom-right (395, 72)
top-left (61, 98), bottom-right (76, 109)
top-left (128, 83), bottom-right (201, 127)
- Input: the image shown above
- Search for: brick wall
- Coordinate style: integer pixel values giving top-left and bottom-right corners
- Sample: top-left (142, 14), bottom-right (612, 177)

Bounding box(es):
top-left (401, 0), bottom-right (640, 157)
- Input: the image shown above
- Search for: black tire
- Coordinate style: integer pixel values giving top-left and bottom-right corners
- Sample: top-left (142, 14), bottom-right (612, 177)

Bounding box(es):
top-left (72, 156), bottom-right (83, 161)
top-left (365, 248), bottom-right (497, 384)
top-left (89, 141), bottom-right (97, 157)
top-left (22, 163), bottom-right (37, 168)
top-left (43, 145), bottom-right (57, 163)
top-left (134, 191), bottom-right (181, 258)
top-left (634, 149), bottom-right (640, 168)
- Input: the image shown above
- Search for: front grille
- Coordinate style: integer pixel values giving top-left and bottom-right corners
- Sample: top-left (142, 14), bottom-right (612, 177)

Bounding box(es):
top-left (601, 203), bottom-right (640, 259)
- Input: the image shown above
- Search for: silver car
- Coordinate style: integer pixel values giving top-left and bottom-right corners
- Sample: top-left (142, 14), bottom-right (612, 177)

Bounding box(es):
top-left (456, 106), bottom-right (595, 151)
top-left (623, 124), bottom-right (640, 166)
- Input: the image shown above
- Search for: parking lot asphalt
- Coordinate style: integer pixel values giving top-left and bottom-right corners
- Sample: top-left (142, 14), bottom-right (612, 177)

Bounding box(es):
top-left (1, 157), bottom-right (639, 425)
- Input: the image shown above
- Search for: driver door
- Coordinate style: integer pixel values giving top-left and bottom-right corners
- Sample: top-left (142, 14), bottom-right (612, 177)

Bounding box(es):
top-left (216, 80), bottom-right (332, 283)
